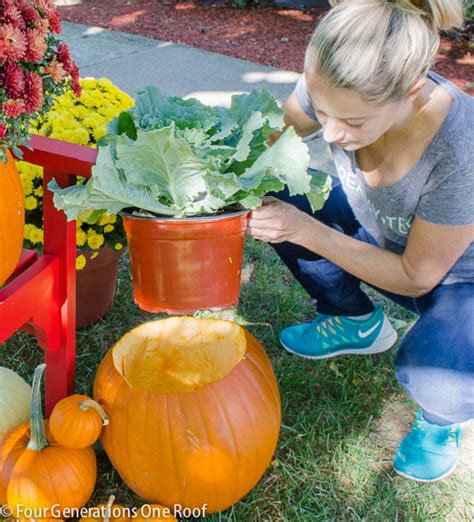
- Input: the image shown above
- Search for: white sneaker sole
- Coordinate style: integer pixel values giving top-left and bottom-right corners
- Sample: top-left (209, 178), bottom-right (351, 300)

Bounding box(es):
top-left (393, 460), bottom-right (459, 483)
top-left (280, 315), bottom-right (398, 360)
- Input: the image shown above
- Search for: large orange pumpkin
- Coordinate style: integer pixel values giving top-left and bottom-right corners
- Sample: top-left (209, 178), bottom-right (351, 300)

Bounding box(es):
top-left (94, 317), bottom-right (281, 513)
top-left (0, 150), bottom-right (24, 286)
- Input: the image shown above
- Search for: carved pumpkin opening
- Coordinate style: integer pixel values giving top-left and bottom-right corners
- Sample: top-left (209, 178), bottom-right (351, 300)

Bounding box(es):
top-left (112, 317), bottom-right (247, 394)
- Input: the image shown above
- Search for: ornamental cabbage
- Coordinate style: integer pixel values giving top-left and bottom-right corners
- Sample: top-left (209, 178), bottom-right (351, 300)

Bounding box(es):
top-left (50, 86), bottom-right (331, 219)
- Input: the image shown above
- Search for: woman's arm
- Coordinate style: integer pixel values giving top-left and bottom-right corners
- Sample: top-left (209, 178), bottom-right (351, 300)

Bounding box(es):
top-left (283, 91), bottom-right (322, 137)
top-left (268, 91), bottom-right (322, 145)
top-left (247, 198), bottom-right (473, 297)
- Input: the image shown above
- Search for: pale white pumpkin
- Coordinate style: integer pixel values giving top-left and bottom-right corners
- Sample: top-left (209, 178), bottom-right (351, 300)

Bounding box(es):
top-left (0, 367), bottom-right (31, 439)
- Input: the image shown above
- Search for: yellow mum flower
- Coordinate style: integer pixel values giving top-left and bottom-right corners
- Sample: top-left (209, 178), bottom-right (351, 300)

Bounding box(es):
top-left (104, 108), bottom-right (121, 120)
top-left (87, 230), bottom-right (105, 250)
top-left (61, 128), bottom-right (90, 146)
top-left (24, 223), bottom-right (33, 241)
top-left (22, 177), bottom-right (34, 196)
top-left (19, 78), bottom-right (131, 256)
top-left (82, 116), bottom-right (101, 130)
top-left (71, 105), bottom-right (90, 120)
top-left (81, 78), bottom-right (99, 89)
top-left (29, 226), bottom-right (44, 245)
top-left (97, 78), bottom-right (113, 89)
top-left (54, 97), bottom-right (75, 110)
top-left (25, 196), bottom-right (38, 210)
top-left (76, 255), bottom-right (87, 270)
top-left (92, 127), bottom-right (107, 142)
top-left (50, 130), bottom-right (65, 141)
top-left (76, 229), bottom-right (87, 247)
top-left (98, 214), bottom-right (117, 226)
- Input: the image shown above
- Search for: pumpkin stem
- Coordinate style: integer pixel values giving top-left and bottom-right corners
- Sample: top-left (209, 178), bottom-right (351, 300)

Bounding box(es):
top-left (104, 495), bottom-right (116, 522)
top-left (26, 364), bottom-right (48, 452)
top-left (79, 399), bottom-right (109, 426)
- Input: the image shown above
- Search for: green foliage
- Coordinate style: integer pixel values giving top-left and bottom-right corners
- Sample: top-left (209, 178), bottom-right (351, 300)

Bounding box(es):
top-left (50, 87), bottom-right (331, 219)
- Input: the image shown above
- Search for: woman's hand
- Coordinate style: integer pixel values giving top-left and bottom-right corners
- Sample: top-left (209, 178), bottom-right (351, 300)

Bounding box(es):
top-left (247, 197), bottom-right (313, 244)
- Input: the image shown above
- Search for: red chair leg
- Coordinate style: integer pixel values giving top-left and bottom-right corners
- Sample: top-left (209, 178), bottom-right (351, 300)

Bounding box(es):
top-left (42, 169), bottom-right (77, 416)
top-left (45, 330), bottom-right (75, 416)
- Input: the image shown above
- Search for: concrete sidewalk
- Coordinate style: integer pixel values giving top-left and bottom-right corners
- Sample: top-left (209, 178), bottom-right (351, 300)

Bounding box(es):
top-left (61, 21), bottom-right (335, 174)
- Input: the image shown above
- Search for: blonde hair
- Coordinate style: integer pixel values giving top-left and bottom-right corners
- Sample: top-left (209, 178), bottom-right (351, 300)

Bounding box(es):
top-left (305, 0), bottom-right (464, 105)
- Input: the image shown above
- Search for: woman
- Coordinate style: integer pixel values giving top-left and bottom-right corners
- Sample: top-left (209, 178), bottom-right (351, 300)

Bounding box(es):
top-left (248, 0), bottom-right (473, 482)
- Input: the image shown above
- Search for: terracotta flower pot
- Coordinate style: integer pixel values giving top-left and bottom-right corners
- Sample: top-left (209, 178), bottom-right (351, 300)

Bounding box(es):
top-left (76, 246), bottom-right (125, 329)
top-left (0, 150), bottom-right (25, 287)
top-left (121, 210), bottom-right (250, 315)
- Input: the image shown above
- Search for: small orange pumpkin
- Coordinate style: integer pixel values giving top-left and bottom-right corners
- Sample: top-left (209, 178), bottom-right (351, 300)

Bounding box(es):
top-left (0, 150), bottom-right (24, 286)
top-left (0, 364), bottom-right (97, 518)
top-left (49, 394), bottom-right (109, 449)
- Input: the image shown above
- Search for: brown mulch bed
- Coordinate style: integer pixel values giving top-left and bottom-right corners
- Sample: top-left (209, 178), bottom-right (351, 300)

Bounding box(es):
top-left (57, 0), bottom-right (473, 94)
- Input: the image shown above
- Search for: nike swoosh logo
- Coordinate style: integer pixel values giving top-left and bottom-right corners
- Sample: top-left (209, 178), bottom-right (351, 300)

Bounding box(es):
top-left (358, 321), bottom-right (381, 338)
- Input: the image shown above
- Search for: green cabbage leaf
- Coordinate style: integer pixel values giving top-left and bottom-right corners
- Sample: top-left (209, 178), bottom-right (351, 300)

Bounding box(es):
top-left (50, 87), bottom-right (331, 220)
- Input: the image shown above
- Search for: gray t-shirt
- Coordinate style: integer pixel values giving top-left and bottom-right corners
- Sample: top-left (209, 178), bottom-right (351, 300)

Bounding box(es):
top-left (295, 71), bottom-right (474, 284)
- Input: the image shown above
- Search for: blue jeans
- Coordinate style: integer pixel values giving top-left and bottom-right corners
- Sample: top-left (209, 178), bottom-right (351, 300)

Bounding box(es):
top-left (271, 179), bottom-right (474, 425)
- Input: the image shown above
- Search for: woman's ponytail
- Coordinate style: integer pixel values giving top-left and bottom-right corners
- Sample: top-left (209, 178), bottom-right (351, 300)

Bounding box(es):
top-left (330, 0), bottom-right (464, 30)
top-left (387, 0), bottom-right (464, 31)
top-left (307, 0), bottom-right (465, 105)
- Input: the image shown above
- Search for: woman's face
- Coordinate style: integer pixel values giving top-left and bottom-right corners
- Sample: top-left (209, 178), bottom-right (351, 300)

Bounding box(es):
top-left (306, 72), bottom-right (407, 151)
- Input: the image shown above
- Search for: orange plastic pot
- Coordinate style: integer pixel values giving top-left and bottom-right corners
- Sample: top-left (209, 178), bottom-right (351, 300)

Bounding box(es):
top-left (121, 210), bottom-right (250, 314)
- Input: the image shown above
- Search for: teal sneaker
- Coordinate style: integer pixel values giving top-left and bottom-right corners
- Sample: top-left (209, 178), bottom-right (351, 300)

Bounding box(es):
top-left (279, 304), bottom-right (397, 359)
top-left (393, 410), bottom-right (470, 482)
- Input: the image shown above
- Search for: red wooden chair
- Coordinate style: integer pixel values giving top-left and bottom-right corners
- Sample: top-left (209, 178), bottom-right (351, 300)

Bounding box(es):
top-left (0, 135), bottom-right (97, 415)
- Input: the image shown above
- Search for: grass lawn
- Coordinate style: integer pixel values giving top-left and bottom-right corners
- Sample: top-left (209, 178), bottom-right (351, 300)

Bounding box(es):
top-left (2, 238), bottom-right (473, 521)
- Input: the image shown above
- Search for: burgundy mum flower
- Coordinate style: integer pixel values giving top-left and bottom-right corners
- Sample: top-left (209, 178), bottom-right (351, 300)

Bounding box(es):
top-left (0, 0), bottom-right (80, 156)
top-left (0, 24), bottom-right (27, 64)
top-left (17, 0), bottom-right (41, 26)
top-left (0, 0), bottom-right (14, 13)
top-left (23, 70), bottom-right (43, 113)
top-left (70, 63), bottom-right (81, 97)
top-left (45, 7), bottom-right (61, 34)
top-left (24, 27), bottom-right (47, 63)
top-left (1, 62), bottom-right (26, 98)
top-left (56, 41), bottom-right (73, 72)
top-left (33, 0), bottom-right (54, 9)
top-left (3, 4), bottom-right (26, 31)
top-left (3, 98), bottom-right (26, 118)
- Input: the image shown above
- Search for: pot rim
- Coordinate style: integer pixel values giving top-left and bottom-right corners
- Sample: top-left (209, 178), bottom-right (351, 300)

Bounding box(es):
top-left (119, 207), bottom-right (250, 223)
